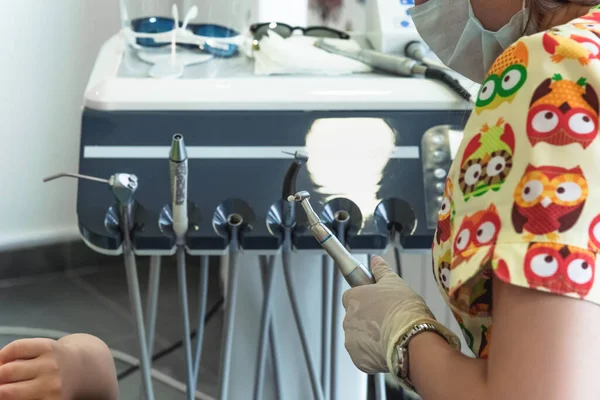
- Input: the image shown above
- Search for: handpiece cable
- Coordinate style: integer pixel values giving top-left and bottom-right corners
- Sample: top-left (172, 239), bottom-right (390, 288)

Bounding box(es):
top-left (117, 297), bottom-right (224, 381)
top-left (313, 39), bottom-right (473, 103)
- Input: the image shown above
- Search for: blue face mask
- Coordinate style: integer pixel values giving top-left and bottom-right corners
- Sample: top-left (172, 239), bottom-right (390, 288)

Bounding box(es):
top-left (410, 0), bottom-right (534, 83)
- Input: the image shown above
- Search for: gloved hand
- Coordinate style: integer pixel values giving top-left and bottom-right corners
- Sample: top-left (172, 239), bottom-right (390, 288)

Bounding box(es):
top-left (342, 256), bottom-right (461, 375)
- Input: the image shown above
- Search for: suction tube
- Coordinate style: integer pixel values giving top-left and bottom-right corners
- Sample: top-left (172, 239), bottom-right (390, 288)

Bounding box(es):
top-left (282, 238), bottom-right (325, 400)
top-left (253, 254), bottom-right (280, 400)
top-left (329, 218), bottom-right (347, 400)
top-left (120, 199), bottom-right (155, 400)
top-left (321, 255), bottom-right (333, 400)
top-left (217, 213), bottom-right (243, 400)
top-left (176, 247), bottom-right (194, 400)
top-left (192, 255), bottom-right (210, 394)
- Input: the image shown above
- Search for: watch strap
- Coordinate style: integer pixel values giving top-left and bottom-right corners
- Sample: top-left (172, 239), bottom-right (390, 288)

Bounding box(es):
top-left (392, 322), bottom-right (449, 392)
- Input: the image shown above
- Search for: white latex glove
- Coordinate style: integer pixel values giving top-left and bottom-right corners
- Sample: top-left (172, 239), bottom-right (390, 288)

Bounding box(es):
top-left (342, 256), bottom-right (461, 375)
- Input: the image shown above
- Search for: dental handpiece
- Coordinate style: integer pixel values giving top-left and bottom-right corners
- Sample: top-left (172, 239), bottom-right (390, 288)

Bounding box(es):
top-left (170, 134), bottom-right (189, 244)
top-left (314, 38), bottom-right (473, 102)
top-left (314, 39), bottom-right (427, 77)
top-left (289, 191), bottom-right (375, 287)
top-left (282, 150), bottom-right (309, 228)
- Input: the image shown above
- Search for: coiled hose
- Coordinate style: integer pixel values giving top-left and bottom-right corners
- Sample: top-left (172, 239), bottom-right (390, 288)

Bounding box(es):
top-left (424, 68), bottom-right (473, 103)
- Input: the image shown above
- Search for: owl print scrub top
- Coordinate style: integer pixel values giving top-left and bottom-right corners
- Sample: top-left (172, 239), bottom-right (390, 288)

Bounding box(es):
top-left (431, 6), bottom-right (600, 359)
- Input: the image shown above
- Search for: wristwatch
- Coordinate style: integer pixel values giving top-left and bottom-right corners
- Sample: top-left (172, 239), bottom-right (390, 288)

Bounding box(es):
top-left (391, 322), bottom-right (448, 392)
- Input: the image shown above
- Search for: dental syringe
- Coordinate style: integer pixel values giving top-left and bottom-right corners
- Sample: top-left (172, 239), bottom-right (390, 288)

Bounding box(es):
top-left (289, 191), bottom-right (375, 287)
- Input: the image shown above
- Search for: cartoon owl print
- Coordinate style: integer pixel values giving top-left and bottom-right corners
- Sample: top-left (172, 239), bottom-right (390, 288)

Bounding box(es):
top-left (524, 243), bottom-right (596, 298)
top-left (588, 214), bottom-right (600, 253)
top-left (452, 311), bottom-right (474, 351)
top-left (452, 204), bottom-right (501, 270)
top-left (453, 268), bottom-right (494, 317)
top-left (492, 257), bottom-right (511, 282)
top-left (543, 31), bottom-right (600, 65)
top-left (527, 75), bottom-right (599, 149)
top-left (478, 325), bottom-right (491, 359)
top-left (512, 165), bottom-right (588, 241)
top-left (572, 21), bottom-right (600, 39)
top-left (436, 179), bottom-right (454, 245)
top-left (580, 11), bottom-right (600, 24)
top-left (459, 119), bottom-right (516, 201)
top-left (437, 250), bottom-right (452, 292)
top-left (475, 41), bottom-right (529, 115)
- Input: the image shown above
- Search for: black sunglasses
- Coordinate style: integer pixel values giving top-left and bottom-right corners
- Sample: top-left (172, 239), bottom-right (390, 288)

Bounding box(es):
top-left (249, 22), bottom-right (350, 41)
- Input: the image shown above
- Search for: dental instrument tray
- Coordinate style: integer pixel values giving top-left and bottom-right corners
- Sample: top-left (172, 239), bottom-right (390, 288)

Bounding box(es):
top-left (78, 33), bottom-right (472, 255)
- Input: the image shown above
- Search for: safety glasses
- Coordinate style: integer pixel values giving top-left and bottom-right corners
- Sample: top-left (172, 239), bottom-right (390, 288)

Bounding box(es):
top-left (124, 5), bottom-right (242, 58)
top-left (249, 22), bottom-right (350, 41)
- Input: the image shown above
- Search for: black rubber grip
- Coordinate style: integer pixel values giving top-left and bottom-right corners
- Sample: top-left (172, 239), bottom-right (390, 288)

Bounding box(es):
top-left (424, 67), bottom-right (472, 102)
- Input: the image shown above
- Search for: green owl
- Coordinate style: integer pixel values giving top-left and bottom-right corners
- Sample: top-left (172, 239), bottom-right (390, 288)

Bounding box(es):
top-left (458, 118), bottom-right (517, 201)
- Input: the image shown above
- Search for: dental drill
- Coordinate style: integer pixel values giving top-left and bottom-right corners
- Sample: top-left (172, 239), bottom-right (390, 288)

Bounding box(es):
top-left (169, 134), bottom-right (195, 400)
top-left (254, 151), bottom-right (319, 400)
top-left (281, 153), bottom-right (324, 400)
top-left (43, 172), bottom-right (155, 400)
top-left (313, 39), bottom-right (472, 103)
top-left (404, 41), bottom-right (452, 72)
top-left (290, 191), bottom-right (374, 287)
top-left (291, 191), bottom-right (374, 400)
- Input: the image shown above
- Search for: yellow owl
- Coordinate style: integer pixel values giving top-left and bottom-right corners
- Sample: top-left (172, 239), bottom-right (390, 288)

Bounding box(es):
top-left (542, 31), bottom-right (600, 65)
top-left (437, 250), bottom-right (452, 292)
top-left (475, 40), bottom-right (529, 115)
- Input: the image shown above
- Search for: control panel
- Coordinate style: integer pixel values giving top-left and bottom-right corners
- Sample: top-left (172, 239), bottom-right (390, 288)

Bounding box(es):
top-left (421, 125), bottom-right (463, 229)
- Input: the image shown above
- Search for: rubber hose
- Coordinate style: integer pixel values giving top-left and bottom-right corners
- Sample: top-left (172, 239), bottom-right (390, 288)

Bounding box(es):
top-left (282, 251), bottom-right (325, 400)
top-left (424, 68), bottom-right (472, 102)
top-left (253, 254), bottom-right (278, 400)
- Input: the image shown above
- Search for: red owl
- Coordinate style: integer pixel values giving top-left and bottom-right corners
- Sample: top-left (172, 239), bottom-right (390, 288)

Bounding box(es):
top-left (512, 165), bottom-right (588, 241)
top-left (543, 32), bottom-right (600, 65)
top-left (524, 242), bottom-right (596, 298)
top-left (572, 22), bottom-right (600, 39)
top-left (588, 214), bottom-right (600, 252)
top-left (527, 75), bottom-right (599, 149)
top-left (451, 204), bottom-right (501, 269)
top-left (580, 12), bottom-right (600, 24)
top-left (436, 179), bottom-right (454, 245)
top-left (493, 258), bottom-right (511, 282)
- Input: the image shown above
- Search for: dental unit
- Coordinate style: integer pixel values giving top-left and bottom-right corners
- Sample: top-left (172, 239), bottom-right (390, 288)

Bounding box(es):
top-left (64, 0), bottom-right (472, 395)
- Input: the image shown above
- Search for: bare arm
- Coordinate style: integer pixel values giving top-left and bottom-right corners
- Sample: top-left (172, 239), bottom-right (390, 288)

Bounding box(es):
top-left (59, 334), bottom-right (118, 400)
top-left (409, 277), bottom-right (600, 400)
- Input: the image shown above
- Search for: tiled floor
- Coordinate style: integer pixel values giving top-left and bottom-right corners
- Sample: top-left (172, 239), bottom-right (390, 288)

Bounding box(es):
top-left (0, 256), bottom-right (224, 399)
top-left (0, 249), bottom-right (457, 400)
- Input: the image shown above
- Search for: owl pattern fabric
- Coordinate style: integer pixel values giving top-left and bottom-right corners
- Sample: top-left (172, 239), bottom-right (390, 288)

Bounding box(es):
top-left (432, 5), bottom-right (600, 359)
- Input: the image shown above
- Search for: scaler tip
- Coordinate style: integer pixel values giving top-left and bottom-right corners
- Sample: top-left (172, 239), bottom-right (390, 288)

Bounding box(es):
top-left (282, 150), bottom-right (309, 163)
top-left (170, 133), bottom-right (188, 161)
